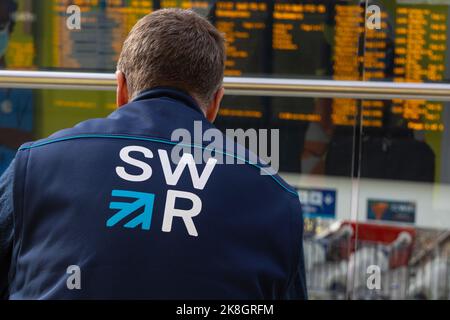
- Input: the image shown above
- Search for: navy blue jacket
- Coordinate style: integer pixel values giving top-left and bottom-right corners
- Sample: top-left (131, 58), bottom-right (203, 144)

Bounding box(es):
top-left (2, 88), bottom-right (306, 299)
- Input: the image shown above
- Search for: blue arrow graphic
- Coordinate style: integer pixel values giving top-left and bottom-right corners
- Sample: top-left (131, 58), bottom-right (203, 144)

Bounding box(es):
top-left (107, 190), bottom-right (156, 230)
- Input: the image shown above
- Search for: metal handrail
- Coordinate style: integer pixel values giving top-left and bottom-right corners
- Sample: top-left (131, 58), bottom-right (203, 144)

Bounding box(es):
top-left (1, 70), bottom-right (450, 101)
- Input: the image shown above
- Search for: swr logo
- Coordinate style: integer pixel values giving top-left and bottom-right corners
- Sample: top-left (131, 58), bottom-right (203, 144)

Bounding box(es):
top-left (107, 190), bottom-right (156, 230)
top-left (107, 146), bottom-right (217, 237)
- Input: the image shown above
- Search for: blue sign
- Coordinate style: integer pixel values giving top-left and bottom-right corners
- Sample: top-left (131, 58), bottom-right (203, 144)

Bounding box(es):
top-left (297, 188), bottom-right (336, 219)
top-left (367, 199), bottom-right (416, 224)
top-left (107, 189), bottom-right (156, 230)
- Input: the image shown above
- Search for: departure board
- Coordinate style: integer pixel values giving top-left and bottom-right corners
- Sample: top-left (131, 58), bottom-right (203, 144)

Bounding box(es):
top-left (272, 1), bottom-right (328, 76)
top-left (333, 2), bottom-right (364, 81)
top-left (5, 1), bottom-right (450, 79)
top-left (214, 0), bottom-right (271, 76)
top-left (43, 0), bottom-right (153, 70)
top-left (392, 3), bottom-right (448, 132)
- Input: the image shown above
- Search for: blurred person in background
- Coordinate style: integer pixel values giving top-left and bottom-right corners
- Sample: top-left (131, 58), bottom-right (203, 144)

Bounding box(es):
top-left (0, 0), bottom-right (33, 174)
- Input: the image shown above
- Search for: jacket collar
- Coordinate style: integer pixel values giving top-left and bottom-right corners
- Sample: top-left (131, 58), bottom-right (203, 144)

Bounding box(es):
top-left (132, 87), bottom-right (205, 116)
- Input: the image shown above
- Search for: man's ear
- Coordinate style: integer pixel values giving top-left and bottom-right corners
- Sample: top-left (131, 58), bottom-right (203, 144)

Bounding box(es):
top-left (206, 86), bottom-right (225, 123)
top-left (116, 71), bottom-right (129, 108)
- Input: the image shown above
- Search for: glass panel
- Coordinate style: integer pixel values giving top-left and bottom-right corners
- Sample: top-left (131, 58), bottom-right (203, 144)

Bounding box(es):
top-left (354, 97), bottom-right (450, 300)
top-left (218, 95), bottom-right (359, 299)
top-left (356, 0), bottom-right (450, 300)
top-left (278, 97), bottom-right (358, 299)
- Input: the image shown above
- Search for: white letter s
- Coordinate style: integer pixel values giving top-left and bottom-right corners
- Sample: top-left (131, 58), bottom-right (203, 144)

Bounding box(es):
top-left (116, 146), bottom-right (153, 182)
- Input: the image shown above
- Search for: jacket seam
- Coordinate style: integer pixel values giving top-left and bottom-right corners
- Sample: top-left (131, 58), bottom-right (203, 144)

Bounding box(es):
top-left (18, 133), bottom-right (299, 197)
top-left (9, 148), bottom-right (30, 292)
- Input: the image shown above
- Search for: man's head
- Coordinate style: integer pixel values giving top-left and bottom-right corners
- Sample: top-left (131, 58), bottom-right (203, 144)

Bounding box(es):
top-left (116, 9), bottom-right (226, 122)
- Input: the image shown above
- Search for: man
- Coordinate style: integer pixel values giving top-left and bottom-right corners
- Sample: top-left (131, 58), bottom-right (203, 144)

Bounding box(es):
top-left (0, 9), bottom-right (306, 299)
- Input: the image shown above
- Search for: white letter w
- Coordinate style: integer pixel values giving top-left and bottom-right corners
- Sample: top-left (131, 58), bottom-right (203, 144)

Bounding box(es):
top-left (158, 150), bottom-right (217, 190)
